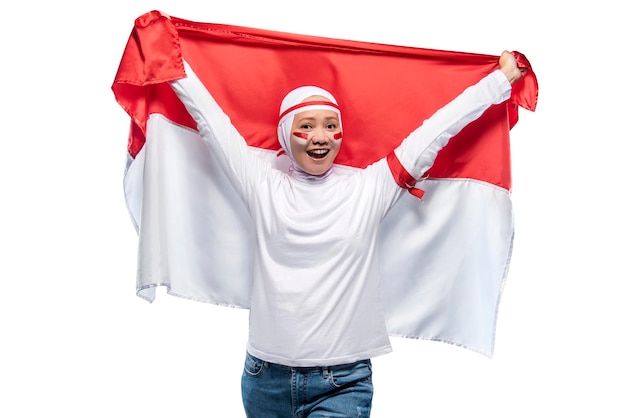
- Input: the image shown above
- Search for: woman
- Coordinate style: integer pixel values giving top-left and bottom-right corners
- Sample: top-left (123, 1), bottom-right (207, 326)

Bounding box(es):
top-left (169, 50), bottom-right (524, 417)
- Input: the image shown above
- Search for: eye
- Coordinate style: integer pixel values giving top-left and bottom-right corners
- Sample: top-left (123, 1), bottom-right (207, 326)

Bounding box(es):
top-left (325, 123), bottom-right (337, 130)
top-left (299, 123), bottom-right (313, 130)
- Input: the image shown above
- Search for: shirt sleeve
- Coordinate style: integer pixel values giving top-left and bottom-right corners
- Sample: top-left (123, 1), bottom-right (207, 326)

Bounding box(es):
top-left (392, 70), bottom-right (512, 181)
top-left (169, 60), bottom-right (270, 198)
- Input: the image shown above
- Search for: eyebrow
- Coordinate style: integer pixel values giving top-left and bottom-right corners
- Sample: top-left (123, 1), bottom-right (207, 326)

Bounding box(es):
top-left (296, 115), bottom-right (339, 122)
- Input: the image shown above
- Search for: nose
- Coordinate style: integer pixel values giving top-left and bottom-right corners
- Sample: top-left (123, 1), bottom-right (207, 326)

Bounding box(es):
top-left (310, 127), bottom-right (330, 144)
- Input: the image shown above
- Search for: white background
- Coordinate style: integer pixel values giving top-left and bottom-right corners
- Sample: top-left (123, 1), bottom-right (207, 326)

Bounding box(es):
top-left (2, 1), bottom-right (624, 416)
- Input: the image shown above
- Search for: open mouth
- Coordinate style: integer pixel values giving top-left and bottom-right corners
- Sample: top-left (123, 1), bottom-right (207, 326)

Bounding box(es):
top-left (307, 149), bottom-right (329, 159)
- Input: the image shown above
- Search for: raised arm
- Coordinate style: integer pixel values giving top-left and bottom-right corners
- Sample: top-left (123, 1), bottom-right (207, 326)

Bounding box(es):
top-left (169, 61), bottom-right (265, 194)
top-left (390, 51), bottom-right (525, 185)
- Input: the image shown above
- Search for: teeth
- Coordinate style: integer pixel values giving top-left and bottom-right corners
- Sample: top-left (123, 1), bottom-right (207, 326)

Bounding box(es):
top-left (309, 149), bottom-right (328, 155)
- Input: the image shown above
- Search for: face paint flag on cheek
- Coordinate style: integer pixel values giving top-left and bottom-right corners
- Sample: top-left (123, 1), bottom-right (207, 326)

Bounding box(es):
top-left (292, 131), bottom-right (309, 142)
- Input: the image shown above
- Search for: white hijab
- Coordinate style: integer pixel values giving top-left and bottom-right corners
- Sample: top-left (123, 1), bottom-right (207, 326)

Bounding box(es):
top-left (276, 86), bottom-right (342, 166)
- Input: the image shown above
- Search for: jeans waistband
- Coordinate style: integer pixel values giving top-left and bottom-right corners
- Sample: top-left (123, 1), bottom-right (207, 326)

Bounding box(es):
top-left (247, 352), bottom-right (371, 372)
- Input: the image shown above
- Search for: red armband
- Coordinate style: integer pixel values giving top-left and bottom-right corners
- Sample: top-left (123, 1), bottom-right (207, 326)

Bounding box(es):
top-left (386, 152), bottom-right (425, 199)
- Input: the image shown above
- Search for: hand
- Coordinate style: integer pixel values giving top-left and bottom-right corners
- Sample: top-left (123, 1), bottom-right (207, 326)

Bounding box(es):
top-left (499, 50), bottom-right (526, 84)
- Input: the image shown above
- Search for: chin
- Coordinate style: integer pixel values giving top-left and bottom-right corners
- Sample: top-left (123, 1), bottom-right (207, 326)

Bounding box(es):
top-left (296, 156), bottom-right (335, 176)
top-left (303, 166), bottom-right (330, 176)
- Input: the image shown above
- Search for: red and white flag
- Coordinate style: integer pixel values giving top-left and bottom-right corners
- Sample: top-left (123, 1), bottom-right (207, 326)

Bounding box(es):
top-left (112, 11), bottom-right (538, 356)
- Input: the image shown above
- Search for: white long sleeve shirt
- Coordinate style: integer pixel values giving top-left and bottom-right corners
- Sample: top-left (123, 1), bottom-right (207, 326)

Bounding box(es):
top-left (171, 65), bottom-right (511, 366)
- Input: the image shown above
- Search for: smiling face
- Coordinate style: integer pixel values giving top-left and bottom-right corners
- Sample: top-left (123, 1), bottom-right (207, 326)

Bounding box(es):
top-left (289, 95), bottom-right (342, 176)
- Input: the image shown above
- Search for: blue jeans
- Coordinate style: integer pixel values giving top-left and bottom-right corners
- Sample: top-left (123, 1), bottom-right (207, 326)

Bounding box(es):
top-left (241, 352), bottom-right (373, 418)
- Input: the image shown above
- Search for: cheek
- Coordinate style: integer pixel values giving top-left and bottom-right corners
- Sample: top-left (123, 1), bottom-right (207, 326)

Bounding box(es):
top-left (291, 132), bottom-right (309, 146)
top-left (289, 134), bottom-right (308, 155)
top-left (330, 132), bottom-right (342, 151)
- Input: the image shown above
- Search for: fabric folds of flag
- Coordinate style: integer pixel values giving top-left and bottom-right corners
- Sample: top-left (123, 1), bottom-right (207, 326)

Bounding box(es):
top-left (112, 10), bottom-right (538, 356)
